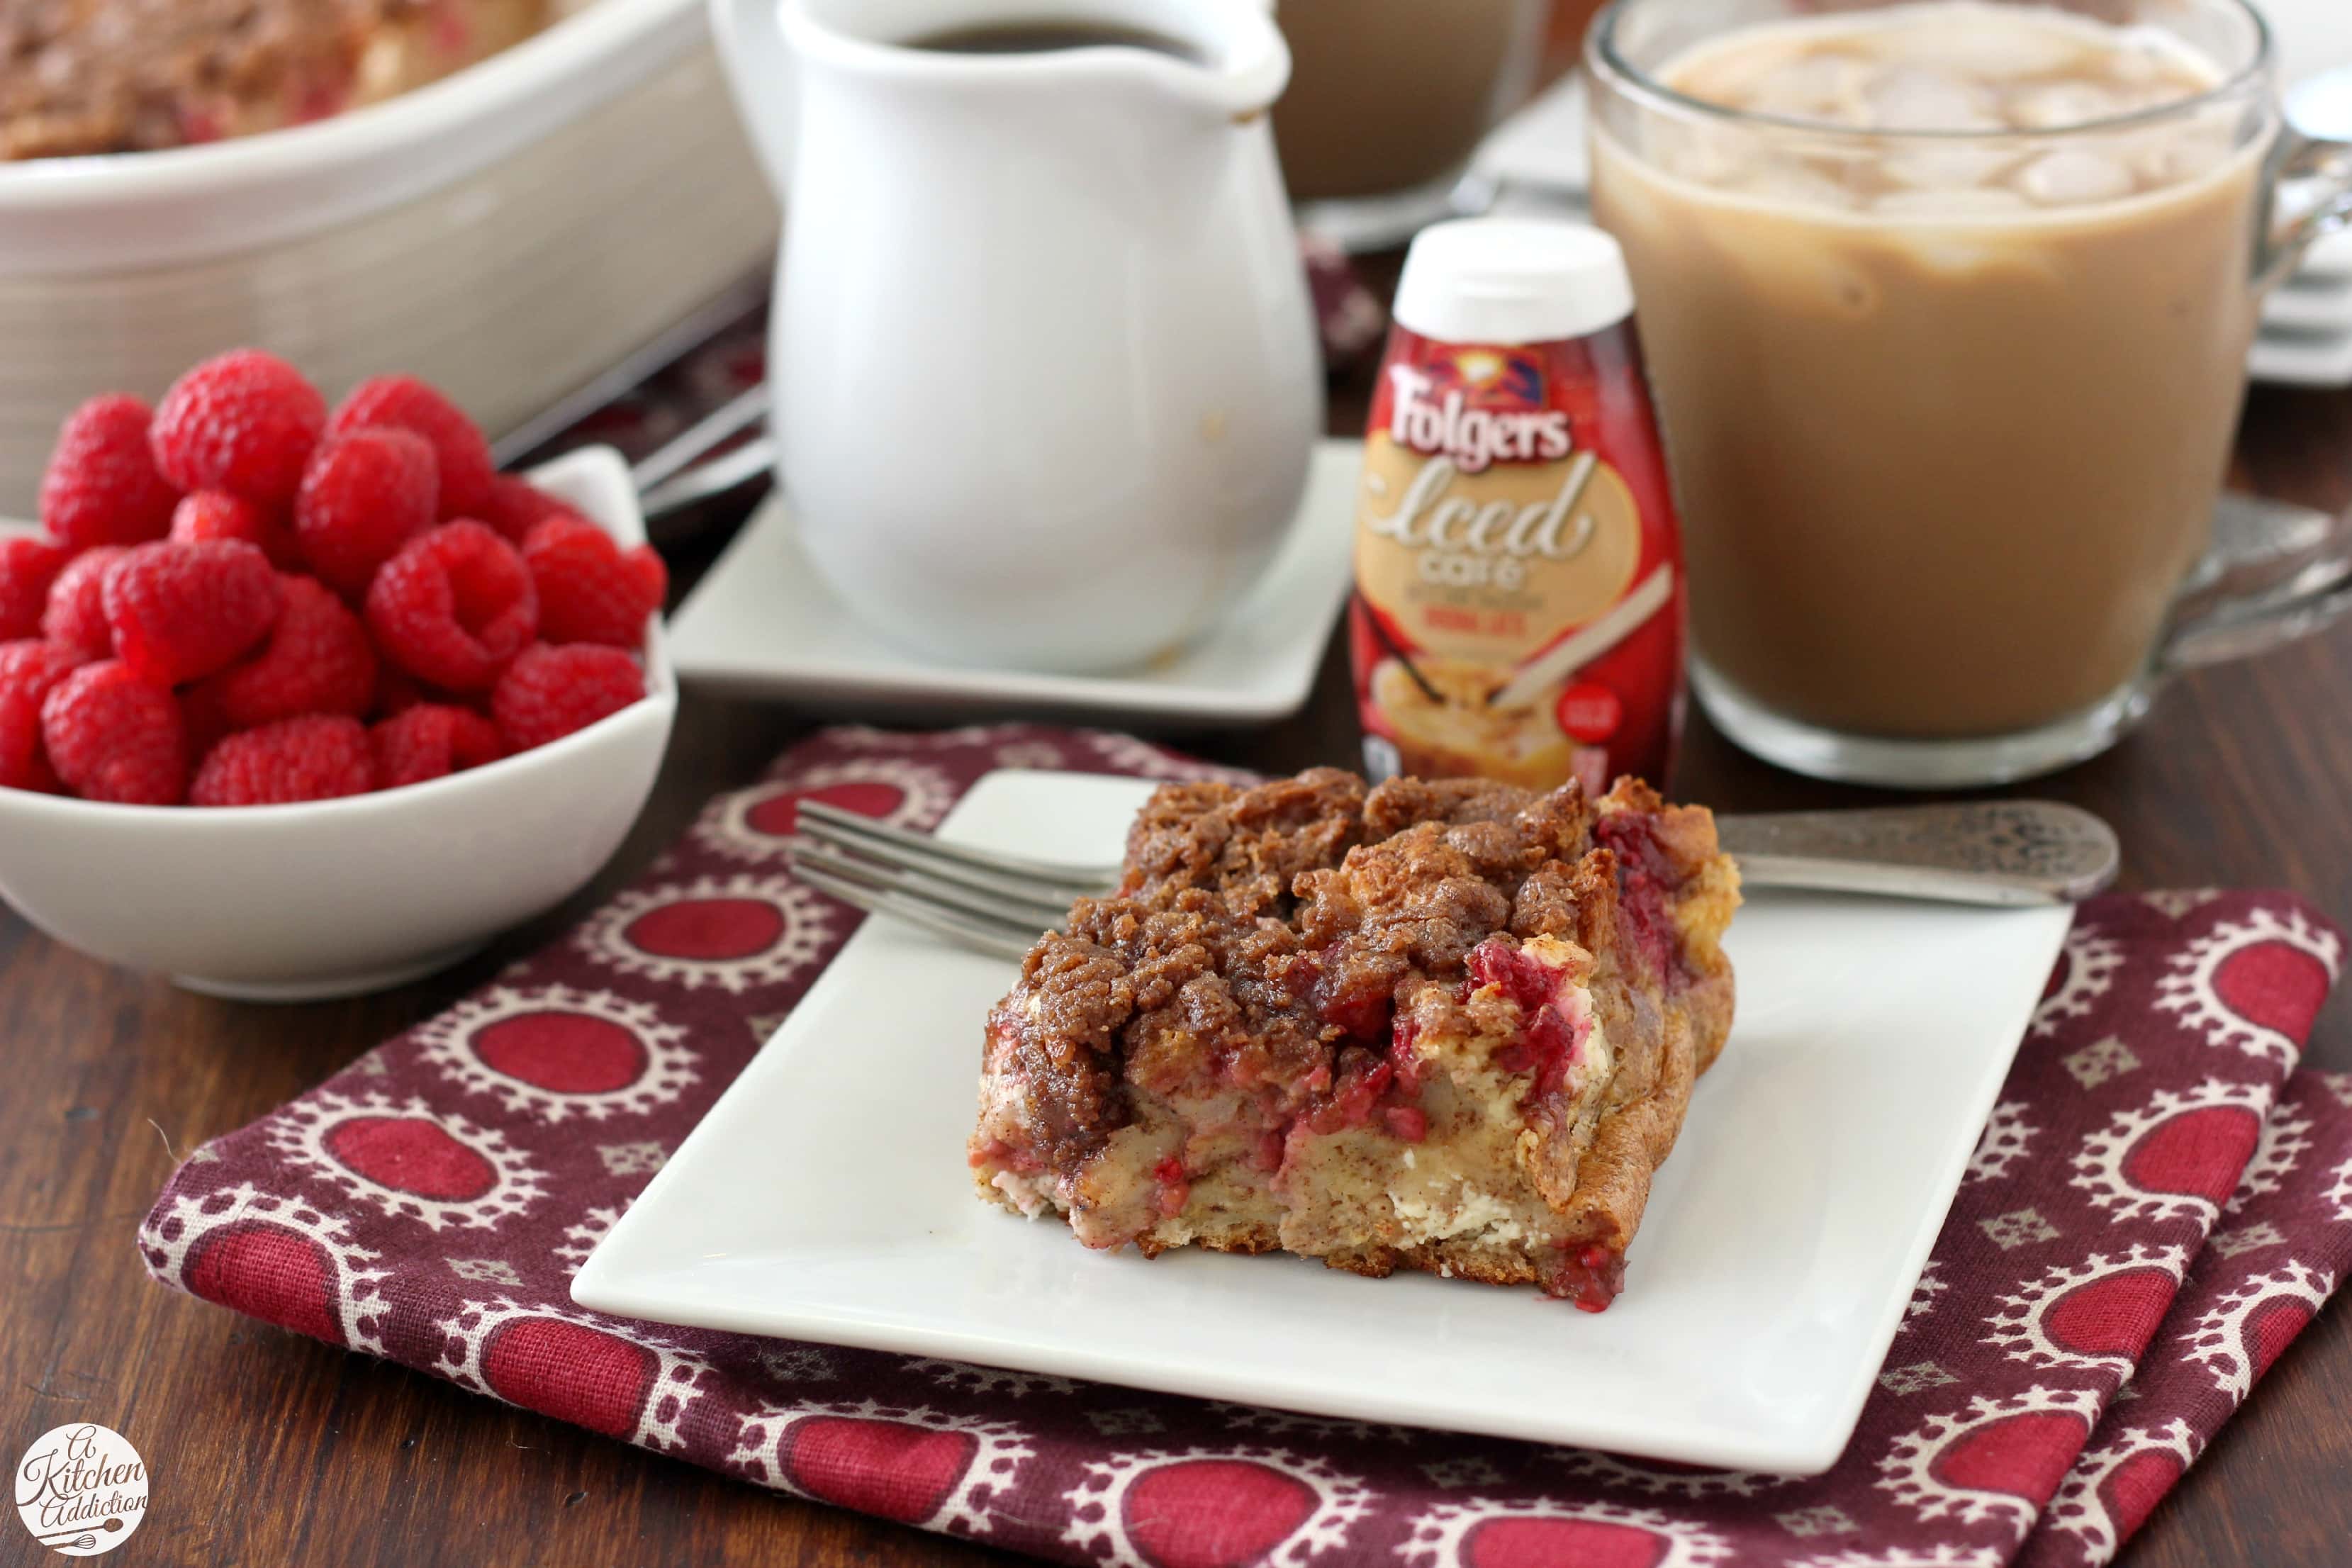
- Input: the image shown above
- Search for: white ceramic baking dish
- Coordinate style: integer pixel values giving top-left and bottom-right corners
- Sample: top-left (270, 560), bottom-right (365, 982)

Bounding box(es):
top-left (0, 0), bottom-right (778, 514)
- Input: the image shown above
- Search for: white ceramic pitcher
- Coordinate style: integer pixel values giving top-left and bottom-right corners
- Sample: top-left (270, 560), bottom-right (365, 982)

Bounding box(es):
top-left (711, 0), bottom-right (1323, 673)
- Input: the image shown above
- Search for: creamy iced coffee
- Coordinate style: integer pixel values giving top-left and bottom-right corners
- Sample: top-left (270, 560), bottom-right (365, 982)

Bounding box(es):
top-left (1589, 1), bottom-right (2268, 740)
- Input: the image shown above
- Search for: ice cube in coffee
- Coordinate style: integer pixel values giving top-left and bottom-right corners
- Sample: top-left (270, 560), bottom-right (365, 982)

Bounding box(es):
top-left (1589, 1), bottom-right (2266, 746)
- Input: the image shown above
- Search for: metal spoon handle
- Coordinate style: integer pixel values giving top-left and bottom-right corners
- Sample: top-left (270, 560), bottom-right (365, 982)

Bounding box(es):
top-left (1716, 800), bottom-right (2119, 907)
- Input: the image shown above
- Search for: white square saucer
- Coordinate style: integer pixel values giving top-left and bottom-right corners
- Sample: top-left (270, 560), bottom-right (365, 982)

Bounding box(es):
top-left (666, 440), bottom-right (1361, 727)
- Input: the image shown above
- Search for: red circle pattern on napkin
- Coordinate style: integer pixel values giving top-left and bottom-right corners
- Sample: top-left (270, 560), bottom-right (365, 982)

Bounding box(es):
top-left (138, 724), bottom-right (2352, 1568)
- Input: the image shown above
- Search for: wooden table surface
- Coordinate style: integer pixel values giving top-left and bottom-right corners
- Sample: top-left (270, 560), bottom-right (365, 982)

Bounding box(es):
top-left (7, 354), bottom-right (2352, 1566)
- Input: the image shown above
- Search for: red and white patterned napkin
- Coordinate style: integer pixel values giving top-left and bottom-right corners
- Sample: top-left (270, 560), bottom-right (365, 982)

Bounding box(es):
top-left (140, 725), bottom-right (2352, 1568)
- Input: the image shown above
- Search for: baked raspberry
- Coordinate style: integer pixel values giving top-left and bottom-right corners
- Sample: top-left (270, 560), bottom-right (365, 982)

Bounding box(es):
top-left (41, 546), bottom-right (128, 659)
top-left (103, 539), bottom-right (283, 686)
top-left (171, 491), bottom-right (302, 569)
top-left (492, 642), bottom-right (644, 751)
top-left (371, 702), bottom-right (503, 787)
top-left (481, 474), bottom-right (578, 544)
top-left (330, 375), bottom-right (495, 520)
top-left (522, 514), bottom-right (667, 646)
top-left (365, 521), bottom-right (537, 691)
top-left (191, 715), bottom-right (374, 807)
top-left (0, 640), bottom-right (84, 792)
top-left (149, 350), bottom-right (327, 508)
top-left (0, 536), bottom-right (72, 641)
top-left (41, 659), bottom-right (188, 804)
top-left (38, 394), bottom-right (180, 550)
top-left (293, 427), bottom-right (438, 594)
top-left (196, 574), bottom-right (377, 731)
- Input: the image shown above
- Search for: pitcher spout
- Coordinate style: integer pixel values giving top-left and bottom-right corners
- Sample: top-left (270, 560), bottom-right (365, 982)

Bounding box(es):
top-left (780, 0), bottom-right (1289, 119)
top-left (1126, 0), bottom-right (1290, 123)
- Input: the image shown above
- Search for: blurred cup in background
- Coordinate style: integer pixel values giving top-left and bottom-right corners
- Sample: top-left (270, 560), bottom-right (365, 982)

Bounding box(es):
top-left (1274, 0), bottom-right (1559, 248)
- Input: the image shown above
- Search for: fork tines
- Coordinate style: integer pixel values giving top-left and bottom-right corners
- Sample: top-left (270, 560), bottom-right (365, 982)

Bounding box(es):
top-left (789, 801), bottom-right (1121, 963)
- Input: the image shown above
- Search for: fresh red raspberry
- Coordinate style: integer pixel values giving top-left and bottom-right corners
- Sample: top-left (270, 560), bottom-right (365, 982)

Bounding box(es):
top-left (196, 574), bottom-right (377, 731)
top-left (492, 642), bottom-right (644, 752)
top-left (481, 474), bottom-right (578, 544)
top-left (370, 702), bottom-right (503, 788)
top-left (293, 427), bottom-right (437, 594)
top-left (521, 514), bottom-right (667, 647)
top-left (190, 714), bottom-right (374, 806)
top-left (0, 536), bottom-right (72, 641)
top-left (0, 640), bottom-right (84, 792)
top-left (41, 659), bottom-right (188, 804)
top-left (178, 681), bottom-right (233, 763)
top-left (370, 661), bottom-right (483, 719)
top-left (171, 491), bottom-right (301, 569)
top-left (372, 662), bottom-right (425, 717)
top-left (41, 546), bottom-right (127, 659)
top-left (38, 394), bottom-right (180, 550)
top-left (103, 539), bottom-right (282, 686)
top-left (365, 521), bottom-right (537, 691)
top-left (149, 350), bottom-right (327, 508)
top-left (330, 375), bottom-right (495, 520)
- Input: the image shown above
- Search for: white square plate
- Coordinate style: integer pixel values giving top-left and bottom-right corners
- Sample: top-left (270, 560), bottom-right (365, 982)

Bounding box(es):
top-left (2249, 323), bottom-right (2352, 386)
top-left (664, 440), bottom-right (1360, 727)
top-left (575, 771), bottom-right (2071, 1473)
top-left (2261, 269), bottom-right (2352, 333)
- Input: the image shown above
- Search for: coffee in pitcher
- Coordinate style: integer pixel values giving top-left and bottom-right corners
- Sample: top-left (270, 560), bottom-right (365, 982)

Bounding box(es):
top-left (908, 21), bottom-right (1203, 60)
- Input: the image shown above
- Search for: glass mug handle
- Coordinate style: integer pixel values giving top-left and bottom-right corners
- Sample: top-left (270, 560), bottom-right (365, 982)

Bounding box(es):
top-left (2155, 126), bottom-right (2352, 674)
top-left (2160, 493), bottom-right (2352, 673)
top-left (2257, 128), bottom-right (2352, 291)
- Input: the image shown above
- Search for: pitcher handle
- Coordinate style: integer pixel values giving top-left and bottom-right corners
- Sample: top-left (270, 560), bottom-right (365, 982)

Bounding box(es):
top-left (707, 0), bottom-right (797, 194)
top-left (2158, 492), bottom-right (2352, 673)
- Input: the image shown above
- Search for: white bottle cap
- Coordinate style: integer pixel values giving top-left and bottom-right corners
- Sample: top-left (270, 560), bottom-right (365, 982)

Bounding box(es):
top-left (1391, 218), bottom-right (1637, 345)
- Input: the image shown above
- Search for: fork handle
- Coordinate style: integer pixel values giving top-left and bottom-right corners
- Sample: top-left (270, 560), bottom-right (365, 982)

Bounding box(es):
top-left (1714, 800), bottom-right (2119, 907)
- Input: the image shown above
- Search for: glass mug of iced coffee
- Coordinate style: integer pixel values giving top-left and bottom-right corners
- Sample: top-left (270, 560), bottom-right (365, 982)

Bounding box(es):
top-left (1588, 0), bottom-right (2352, 786)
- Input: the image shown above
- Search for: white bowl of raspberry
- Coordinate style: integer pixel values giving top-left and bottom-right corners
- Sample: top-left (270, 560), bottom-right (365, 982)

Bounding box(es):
top-left (0, 357), bottom-right (676, 1000)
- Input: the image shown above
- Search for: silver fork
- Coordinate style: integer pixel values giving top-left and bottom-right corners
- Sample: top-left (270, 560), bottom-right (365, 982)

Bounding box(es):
top-left (789, 797), bottom-right (2119, 962)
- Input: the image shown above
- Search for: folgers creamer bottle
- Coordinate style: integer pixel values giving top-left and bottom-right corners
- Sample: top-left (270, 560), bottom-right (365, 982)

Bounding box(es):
top-left (1351, 219), bottom-right (1686, 793)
